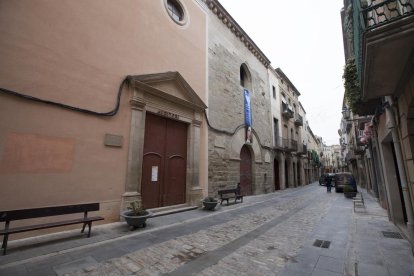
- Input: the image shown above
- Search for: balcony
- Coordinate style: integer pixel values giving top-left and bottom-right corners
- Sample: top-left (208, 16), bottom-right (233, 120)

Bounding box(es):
top-left (301, 144), bottom-right (308, 155)
top-left (346, 150), bottom-right (356, 162)
top-left (294, 114), bottom-right (303, 126)
top-left (354, 145), bottom-right (366, 155)
top-left (288, 139), bottom-right (298, 152)
top-left (356, 129), bottom-right (365, 146)
top-left (274, 136), bottom-right (297, 152)
top-left (361, 0), bottom-right (414, 100)
top-left (281, 102), bottom-right (294, 119)
top-left (346, 120), bottom-right (352, 133)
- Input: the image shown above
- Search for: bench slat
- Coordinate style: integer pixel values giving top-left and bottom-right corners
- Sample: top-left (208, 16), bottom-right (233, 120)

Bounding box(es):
top-left (0, 216), bottom-right (104, 235)
top-left (0, 203), bottom-right (100, 222)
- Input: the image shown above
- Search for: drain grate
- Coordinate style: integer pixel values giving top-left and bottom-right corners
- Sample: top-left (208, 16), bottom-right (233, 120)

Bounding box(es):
top-left (382, 231), bottom-right (403, 239)
top-left (321, 241), bottom-right (331, 248)
top-left (313, 239), bottom-right (331, 249)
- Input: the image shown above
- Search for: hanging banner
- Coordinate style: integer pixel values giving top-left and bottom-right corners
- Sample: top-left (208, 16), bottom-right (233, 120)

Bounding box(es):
top-left (244, 89), bottom-right (253, 143)
top-left (244, 89), bottom-right (252, 127)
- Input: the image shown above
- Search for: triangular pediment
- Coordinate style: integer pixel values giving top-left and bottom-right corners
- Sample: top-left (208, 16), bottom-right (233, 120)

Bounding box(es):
top-left (128, 72), bottom-right (207, 110)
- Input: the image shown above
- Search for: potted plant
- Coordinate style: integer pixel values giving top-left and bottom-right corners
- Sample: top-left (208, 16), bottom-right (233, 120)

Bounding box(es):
top-left (120, 201), bottom-right (152, 230)
top-left (343, 185), bottom-right (357, 198)
top-left (202, 196), bottom-right (218, 211)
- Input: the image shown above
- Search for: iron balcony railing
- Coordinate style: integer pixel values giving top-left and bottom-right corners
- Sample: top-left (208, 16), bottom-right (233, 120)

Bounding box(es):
top-left (301, 144), bottom-right (308, 154)
top-left (290, 139), bottom-right (298, 151)
top-left (294, 114), bottom-right (303, 126)
top-left (281, 102), bottom-right (294, 119)
top-left (363, 0), bottom-right (414, 31)
top-left (346, 150), bottom-right (356, 162)
top-left (274, 136), bottom-right (298, 152)
top-left (352, 0), bottom-right (414, 76)
top-left (353, 145), bottom-right (366, 155)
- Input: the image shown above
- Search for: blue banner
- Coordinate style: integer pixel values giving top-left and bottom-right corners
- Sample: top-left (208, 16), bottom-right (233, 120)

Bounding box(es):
top-left (244, 89), bottom-right (252, 127)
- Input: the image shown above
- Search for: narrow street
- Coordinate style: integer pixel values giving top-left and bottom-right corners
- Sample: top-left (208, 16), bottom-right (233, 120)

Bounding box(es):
top-left (1, 183), bottom-right (413, 276)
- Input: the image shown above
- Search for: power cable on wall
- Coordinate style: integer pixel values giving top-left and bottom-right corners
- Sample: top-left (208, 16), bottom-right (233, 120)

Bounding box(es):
top-left (0, 76), bottom-right (131, 117)
top-left (1, 78), bottom-right (273, 151)
top-left (204, 111), bottom-right (272, 151)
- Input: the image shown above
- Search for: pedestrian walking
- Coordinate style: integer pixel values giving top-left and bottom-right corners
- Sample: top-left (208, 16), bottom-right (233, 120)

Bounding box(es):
top-left (326, 175), bottom-right (332, 192)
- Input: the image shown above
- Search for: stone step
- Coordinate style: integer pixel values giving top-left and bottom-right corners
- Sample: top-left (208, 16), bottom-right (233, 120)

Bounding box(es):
top-left (148, 204), bottom-right (198, 218)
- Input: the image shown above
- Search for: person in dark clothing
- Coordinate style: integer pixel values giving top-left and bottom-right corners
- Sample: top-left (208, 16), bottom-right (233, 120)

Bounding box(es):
top-left (326, 175), bottom-right (332, 192)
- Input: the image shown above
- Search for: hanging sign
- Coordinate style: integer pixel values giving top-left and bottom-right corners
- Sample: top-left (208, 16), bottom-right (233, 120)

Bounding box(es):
top-left (151, 166), bottom-right (158, 182)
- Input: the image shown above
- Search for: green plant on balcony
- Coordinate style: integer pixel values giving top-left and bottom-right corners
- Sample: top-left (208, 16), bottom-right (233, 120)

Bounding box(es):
top-left (343, 58), bottom-right (363, 115)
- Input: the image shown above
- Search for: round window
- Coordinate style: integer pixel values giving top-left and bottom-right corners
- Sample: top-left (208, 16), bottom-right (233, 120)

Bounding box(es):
top-left (165, 0), bottom-right (187, 25)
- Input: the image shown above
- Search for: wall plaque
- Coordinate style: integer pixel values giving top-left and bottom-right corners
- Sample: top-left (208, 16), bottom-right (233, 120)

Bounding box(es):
top-left (104, 134), bottom-right (123, 147)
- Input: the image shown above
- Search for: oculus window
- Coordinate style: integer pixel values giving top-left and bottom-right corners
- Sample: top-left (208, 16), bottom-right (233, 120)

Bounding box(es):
top-left (165, 0), bottom-right (187, 25)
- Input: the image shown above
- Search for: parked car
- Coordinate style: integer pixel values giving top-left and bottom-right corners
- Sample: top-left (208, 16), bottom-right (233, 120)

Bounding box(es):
top-left (334, 172), bottom-right (357, 193)
top-left (319, 173), bottom-right (335, 186)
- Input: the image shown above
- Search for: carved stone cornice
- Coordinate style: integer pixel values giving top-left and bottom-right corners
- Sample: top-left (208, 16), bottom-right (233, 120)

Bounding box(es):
top-left (192, 119), bottom-right (202, 127)
top-left (130, 96), bottom-right (146, 111)
top-left (202, 0), bottom-right (271, 68)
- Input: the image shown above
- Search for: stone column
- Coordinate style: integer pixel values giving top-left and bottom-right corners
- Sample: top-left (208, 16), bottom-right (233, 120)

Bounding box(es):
top-left (280, 153), bottom-right (286, 190)
top-left (122, 95), bottom-right (146, 210)
top-left (188, 117), bottom-right (203, 206)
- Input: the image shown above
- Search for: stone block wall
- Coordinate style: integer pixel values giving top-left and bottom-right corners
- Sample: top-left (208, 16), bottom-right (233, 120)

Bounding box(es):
top-left (205, 1), bottom-right (274, 196)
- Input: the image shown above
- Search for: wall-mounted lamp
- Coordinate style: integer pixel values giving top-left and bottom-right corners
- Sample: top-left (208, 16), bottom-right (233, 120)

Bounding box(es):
top-left (342, 108), bottom-right (350, 119)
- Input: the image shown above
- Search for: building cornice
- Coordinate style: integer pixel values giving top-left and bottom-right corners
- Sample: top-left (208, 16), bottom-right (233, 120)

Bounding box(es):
top-left (275, 68), bottom-right (301, 96)
top-left (202, 0), bottom-right (271, 68)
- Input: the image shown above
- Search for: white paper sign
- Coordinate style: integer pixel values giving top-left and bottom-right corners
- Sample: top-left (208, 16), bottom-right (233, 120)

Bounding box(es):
top-left (151, 166), bottom-right (158, 182)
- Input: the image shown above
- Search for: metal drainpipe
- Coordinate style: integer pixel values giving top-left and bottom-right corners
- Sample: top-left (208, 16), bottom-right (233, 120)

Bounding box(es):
top-left (385, 96), bottom-right (414, 245)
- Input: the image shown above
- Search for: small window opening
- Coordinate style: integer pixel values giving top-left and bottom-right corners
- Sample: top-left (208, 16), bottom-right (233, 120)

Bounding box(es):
top-left (240, 68), bottom-right (246, 87)
top-left (240, 64), bottom-right (252, 91)
top-left (166, 0), bottom-right (185, 24)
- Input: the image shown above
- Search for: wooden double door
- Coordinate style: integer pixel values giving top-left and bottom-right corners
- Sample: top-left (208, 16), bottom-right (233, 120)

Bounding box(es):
top-left (240, 145), bottom-right (253, 196)
top-left (141, 113), bottom-right (188, 209)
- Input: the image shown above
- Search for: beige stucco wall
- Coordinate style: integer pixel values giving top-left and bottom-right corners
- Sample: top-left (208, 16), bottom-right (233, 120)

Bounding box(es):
top-left (0, 0), bottom-right (207, 232)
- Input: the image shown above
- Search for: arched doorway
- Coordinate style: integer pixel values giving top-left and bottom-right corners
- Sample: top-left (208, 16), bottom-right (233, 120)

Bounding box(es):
top-left (240, 145), bottom-right (253, 195)
top-left (297, 161), bottom-right (301, 186)
top-left (274, 159), bottom-right (280, 191)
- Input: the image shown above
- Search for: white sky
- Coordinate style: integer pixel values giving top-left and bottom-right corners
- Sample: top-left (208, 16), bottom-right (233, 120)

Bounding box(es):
top-left (219, 0), bottom-right (345, 146)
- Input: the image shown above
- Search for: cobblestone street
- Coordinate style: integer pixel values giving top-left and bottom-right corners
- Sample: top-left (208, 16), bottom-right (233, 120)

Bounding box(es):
top-left (1, 183), bottom-right (413, 276)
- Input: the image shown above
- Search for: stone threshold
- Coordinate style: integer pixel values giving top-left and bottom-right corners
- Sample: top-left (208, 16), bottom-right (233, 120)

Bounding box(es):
top-left (148, 204), bottom-right (198, 218)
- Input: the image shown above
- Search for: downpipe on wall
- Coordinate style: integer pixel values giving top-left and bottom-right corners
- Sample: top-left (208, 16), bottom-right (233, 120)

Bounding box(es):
top-left (385, 96), bottom-right (414, 246)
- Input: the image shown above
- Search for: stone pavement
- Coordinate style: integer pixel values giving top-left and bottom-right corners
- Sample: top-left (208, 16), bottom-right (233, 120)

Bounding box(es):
top-left (0, 183), bottom-right (413, 276)
top-left (280, 187), bottom-right (414, 276)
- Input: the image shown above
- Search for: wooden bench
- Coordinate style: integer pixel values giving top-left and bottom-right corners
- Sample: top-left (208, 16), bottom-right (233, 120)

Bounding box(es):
top-left (0, 203), bottom-right (104, 255)
top-left (218, 184), bottom-right (244, 206)
top-left (353, 193), bottom-right (365, 211)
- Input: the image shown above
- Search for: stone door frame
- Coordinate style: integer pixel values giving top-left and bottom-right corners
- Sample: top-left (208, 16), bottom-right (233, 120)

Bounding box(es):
top-left (122, 72), bottom-right (207, 210)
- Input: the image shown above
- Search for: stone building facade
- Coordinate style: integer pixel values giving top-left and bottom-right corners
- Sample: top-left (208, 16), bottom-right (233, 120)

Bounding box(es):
top-left (340, 0), bottom-right (414, 243)
top-left (202, 0), bottom-right (274, 196)
top-left (275, 68), bottom-right (307, 188)
top-left (269, 67), bottom-right (285, 191)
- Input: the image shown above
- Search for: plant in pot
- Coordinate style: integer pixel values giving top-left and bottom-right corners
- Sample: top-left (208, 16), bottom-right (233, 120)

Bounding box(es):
top-left (120, 201), bottom-right (152, 230)
top-left (202, 196), bottom-right (218, 211)
top-left (343, 185), bottom-right (357, 199)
